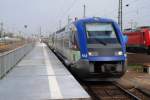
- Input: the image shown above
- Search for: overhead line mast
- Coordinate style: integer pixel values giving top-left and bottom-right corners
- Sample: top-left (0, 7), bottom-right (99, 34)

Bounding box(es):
top-left (0, 22), bottom-right (3, 38)
top-left (118, 0), bottom-right (123, 30)
top-left (83, 4), bottom-right (86, 18)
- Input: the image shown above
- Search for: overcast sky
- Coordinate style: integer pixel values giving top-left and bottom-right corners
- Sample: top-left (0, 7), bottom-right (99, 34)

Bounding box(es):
top-left (0, 0), bottom-right (150, 35)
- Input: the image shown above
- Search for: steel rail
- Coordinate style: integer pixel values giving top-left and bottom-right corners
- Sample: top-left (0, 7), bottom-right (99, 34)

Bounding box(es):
top-left (85, 82), bottom-right (142, 100)
top-left (113, 82), bottom-right (141, 100)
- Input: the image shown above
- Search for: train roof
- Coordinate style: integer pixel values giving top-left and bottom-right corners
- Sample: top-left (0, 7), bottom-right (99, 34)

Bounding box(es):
top-left (74, 17), bottom-right (114, 23)
top-left (124, 26), bottom-right (150, 33)
top-left (55, 17), bottom-right (116, 34)
top-left (137, 26), bottom-right (150, 29)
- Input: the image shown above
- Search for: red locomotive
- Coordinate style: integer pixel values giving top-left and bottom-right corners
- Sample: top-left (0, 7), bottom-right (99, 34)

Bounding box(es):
top-left (124, 26), bottom-right (150, 54)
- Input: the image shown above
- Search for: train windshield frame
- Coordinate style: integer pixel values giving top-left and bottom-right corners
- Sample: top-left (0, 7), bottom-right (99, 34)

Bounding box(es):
top-left (85, 23), bottom-right (120, 45)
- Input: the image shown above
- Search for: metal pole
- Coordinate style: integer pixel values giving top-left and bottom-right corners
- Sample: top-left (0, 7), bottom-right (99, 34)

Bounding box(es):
top-left (130, 19), bottom-right (133, 29)
top-left (59, 20), bottom-right (61, 29)
top-left (39, 27), bottom-right (41, 37)
top-left (24, 25), bottom-right (28, 44)
top-left (68, 16), bottom-right (70, 24)
top-left (118, 0), bottom-right (123, 30)
top-left (83, 4), bottom-right (86, 18)
top-left (0, 22), bottom-right (3, 38)
top-left (68, 16), bottom-right (72, 24)
top-left (39, 26), bottom-right (42, 42)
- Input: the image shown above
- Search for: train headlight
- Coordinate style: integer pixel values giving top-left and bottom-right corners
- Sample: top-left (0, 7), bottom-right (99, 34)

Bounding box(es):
top-left (88, 52), bottom-right (92, 56)
top-left (88, 52), bottom-right (99, 56)
top-left (118, 51), bottom-right (123, 55)
top-left (115, 51), bottom-right (123, 56)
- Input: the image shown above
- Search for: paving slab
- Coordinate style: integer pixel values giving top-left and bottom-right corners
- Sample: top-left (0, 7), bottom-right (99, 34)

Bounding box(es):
top-left (0, 43), bottom-right (90, 100)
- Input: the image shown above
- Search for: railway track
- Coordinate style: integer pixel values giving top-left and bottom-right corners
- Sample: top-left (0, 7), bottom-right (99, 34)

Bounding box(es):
top-left (46, 44), bottom-right (150, 100)
top-left (84, 82), bottom-right (150, 100)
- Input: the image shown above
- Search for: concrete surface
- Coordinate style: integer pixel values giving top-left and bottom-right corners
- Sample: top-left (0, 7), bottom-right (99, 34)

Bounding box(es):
top-left (0, 43), bottom-right (90, 100)
top-left (117, 69), bottom-right (150, 96)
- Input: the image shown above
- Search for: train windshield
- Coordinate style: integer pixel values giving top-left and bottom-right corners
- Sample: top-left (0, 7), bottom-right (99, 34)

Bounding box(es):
top-left (86, 23), bottom-right (120, 45)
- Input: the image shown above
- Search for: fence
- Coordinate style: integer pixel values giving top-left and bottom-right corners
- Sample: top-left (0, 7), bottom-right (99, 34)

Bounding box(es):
top-left (0, 43), bottom-right (34, 79)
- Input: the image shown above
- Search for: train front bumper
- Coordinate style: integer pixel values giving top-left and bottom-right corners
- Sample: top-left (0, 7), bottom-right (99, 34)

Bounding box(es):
top-left (72, 57), bottom-right (127, 81)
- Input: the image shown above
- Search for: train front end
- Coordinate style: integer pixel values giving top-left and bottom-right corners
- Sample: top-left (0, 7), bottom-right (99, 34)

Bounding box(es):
top-left (74, 17), bottom-right (127, 81)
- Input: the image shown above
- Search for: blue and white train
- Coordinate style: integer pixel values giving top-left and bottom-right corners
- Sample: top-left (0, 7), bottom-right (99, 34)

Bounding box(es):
top-left (48, 17), bottom-right (128, 81)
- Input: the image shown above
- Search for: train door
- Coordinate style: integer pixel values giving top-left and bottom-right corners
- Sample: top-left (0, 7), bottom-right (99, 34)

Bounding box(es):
top-left (144, 29), bottom-right (150, 47)
top-left (63, 25), bottom-right (72, 61)
top-left (69, 24), bottom-right (80, 63)
top-left (64, 24), bottom-right (80, 63)
top-left (144, 29), bottom-right (150, 54)
top-left (142, 31), bottom-right (146, 46)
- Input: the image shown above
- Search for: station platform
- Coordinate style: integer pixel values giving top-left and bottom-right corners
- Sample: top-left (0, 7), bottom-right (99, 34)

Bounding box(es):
top-left (0, 43), bottom-right (90, 100)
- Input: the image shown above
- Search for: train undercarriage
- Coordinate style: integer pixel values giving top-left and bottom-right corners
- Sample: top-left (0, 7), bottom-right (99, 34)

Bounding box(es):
top-left (70, 60), bottom-right (127, 81)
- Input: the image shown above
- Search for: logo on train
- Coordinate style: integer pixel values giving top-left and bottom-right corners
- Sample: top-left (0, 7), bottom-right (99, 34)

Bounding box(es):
top-left (82, 54), bottom-right (87, 58)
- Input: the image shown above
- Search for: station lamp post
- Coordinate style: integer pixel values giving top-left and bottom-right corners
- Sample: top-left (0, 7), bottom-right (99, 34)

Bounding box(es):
top-left (24, 25), bottom-right (28, 43)
top-left (118, 0), bottom-right (131, 31)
